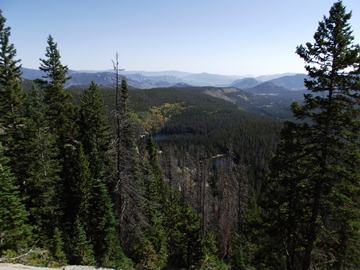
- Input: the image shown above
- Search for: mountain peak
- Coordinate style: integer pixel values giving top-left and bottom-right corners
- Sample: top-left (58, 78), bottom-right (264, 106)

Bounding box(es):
top-left (231, 77), bottom-right (259, 89)
top-left (245, 81), bottom-right (290, 94)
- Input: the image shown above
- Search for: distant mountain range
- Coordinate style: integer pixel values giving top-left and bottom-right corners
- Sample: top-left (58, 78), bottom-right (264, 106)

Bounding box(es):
top-left (231, 74), bottom-right (308, 91)
top-left (20, 67), bottom-right (308, 92)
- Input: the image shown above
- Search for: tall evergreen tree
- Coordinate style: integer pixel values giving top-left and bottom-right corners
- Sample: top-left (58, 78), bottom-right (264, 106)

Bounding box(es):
top-left (77, 80), bottom-right (129, 267)
top-left (0, 10), bottom-right (26, 188)
top-left (262, 1), bottom-right (360, 269)
top-left (0, 9), bottom-right (25, 132)
top-left (78, 81), bottom-right (112, 184)
top-left (88, 176), bottom-right (130, 268)
top-left (167, 200), bottom-right (202, 269)
top-left (48, 227), bottom-right (67, 267)
top-left (69, 217), bottom-right (95, 265)
top-left (112, 55), bottom-right (146, 254)
top-left (38, 34), bottom-right (77, 144)
top-left (0, 143), bottom-right (32, 254)
top-left (62, 143), bottom-right (92, 229)
top-left (136, 136), bottom-right (168, 269)
top-left (21, 86), bottom-right (62, 242)
top-left (38, 35), bottom-right (79, 240)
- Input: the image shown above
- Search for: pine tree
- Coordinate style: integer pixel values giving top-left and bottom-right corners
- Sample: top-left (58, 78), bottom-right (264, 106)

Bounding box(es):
top-left (21, 86), bottom-right (62, 242)
top-left (177, 202), bottom-right (202, 268)
top-left (70, 217), bottom-right (95, 265)
top-left (38, 35), bottom-right (79, 242)
top-left (198, 232), bottom-right (223, 269)
top-left (112, 55), bottom-right (146, 254)
top-left (0, 9), bottom-right (25, 132)
top-left (38, 34), bottom-right (77, 145)
top-left (62, 143), bottom-right (92, 230)
top-left (49, 228), bottom-right (67, 266)
top-left (78, 80), bottom-right (129, 267)
top-left (61, 141), bottom-right (130, 267)
top-left (39, 35), bottom-right (70, 87)
top-left (165, 190), bottom-right (202, 269)
top-left (88, 177), bottom-right (129, 268)
top-left (0, 10), bottom-right (26, 189)
top-left (262, 1), bottom-right (360, 269)
top-left (78, 81), bottom-right (112, 185)
top-left (137, 136), bottom-right (168, 269)
top-left (0, 143), bottom-right (32, 253)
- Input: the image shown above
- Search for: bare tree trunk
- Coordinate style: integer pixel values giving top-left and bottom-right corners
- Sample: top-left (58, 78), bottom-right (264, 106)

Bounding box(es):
top-left (112, 53), bottom-right (125, 229)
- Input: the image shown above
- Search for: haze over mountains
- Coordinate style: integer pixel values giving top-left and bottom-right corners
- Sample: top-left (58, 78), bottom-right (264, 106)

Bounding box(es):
top-left (21, 67), bottom-right (308, 93)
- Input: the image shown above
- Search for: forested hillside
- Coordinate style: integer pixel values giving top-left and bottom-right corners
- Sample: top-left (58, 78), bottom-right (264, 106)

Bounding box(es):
top-left (2, 1), bottom-right (360, 269)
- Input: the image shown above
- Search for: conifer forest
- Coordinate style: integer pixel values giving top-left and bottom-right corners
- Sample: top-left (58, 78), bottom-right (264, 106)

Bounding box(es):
top-left (2, 1), bottom-right (360, 269)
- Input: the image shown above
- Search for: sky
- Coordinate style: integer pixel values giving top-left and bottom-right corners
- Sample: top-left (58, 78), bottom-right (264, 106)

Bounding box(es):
top-left (2, 0), bottom-right (360, 76)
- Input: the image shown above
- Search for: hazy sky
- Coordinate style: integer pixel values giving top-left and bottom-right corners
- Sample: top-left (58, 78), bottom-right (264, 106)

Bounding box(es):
top-left (2, 0), bottom-right (360, 76)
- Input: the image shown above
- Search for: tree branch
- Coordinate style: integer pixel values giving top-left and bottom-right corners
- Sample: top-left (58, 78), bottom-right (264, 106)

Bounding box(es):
top-left (0, 247), bottom-right (35, 262)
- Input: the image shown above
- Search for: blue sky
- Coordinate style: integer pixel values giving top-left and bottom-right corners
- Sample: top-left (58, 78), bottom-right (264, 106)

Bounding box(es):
top-left (2, 0), bottom-right (360, 76)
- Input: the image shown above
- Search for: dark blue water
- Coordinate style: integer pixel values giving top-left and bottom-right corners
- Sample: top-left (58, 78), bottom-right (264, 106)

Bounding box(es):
top-left (152, 133), bottom-right (171, 141)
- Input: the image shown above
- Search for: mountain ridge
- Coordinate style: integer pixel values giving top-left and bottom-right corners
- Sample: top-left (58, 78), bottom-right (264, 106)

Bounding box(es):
top-left (20, 67), bottom-right (307, 90)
